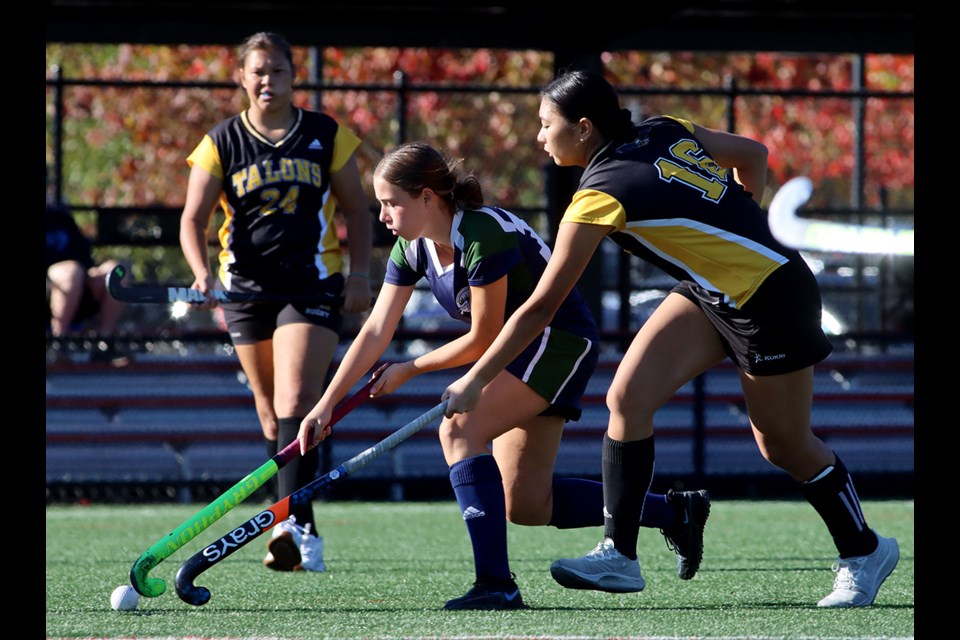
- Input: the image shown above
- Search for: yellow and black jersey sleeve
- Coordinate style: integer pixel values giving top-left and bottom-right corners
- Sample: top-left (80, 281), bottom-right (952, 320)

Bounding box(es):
top-left (330, 125), bottom-right (361, 173)
top-left (186, 135), bottom-right (224, 179)
top-left (561, 189), bottom-right (625, 230)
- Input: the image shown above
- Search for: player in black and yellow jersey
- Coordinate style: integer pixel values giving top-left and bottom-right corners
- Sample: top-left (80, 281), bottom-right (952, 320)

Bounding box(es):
top-left (179, 31), bottom-right (373, 573)
top-left (443, 70), bottom-right (899, 607)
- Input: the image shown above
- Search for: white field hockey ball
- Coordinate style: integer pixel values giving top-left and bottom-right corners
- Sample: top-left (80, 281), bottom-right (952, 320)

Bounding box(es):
top-left (110, 584), bottom-right (139, 611)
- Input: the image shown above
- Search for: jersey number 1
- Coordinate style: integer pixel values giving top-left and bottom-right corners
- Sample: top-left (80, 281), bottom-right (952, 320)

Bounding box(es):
top-left (654, 139), bottom-right (727, 203)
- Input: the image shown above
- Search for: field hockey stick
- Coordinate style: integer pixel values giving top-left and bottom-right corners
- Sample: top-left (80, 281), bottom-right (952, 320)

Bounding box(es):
top-left (129, 376), bottom-right (377, 598)
top-left (106, 264), bottom-right (342, 305)
top-left (175, 400), bottom-right (447, 606)
top-left (768, 176), bottom-right (915, 256)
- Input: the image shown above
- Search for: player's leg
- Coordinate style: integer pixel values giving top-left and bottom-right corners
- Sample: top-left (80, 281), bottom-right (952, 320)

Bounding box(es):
top-left (494, 416), bottom-right (696, 539)
top-left (740, 367), bottom-right (832, 480)
top-left (222, 304), bottom-right (292, 568)
top-left (741, 369), bottom-right (899, 607)
top-left (550, 292), bottom-right (726, 593)
top-left (267, 319), bottom-right (339, 572)
top-left (604, 293), bottom-right (724, 556)
top-left (440, 372), bottom-right (543, 610)
top-left (233, 339), bottom-right (277, 442)
top-left (87, 259), bottom-right (126, 335)
top-left (47, 259), bottom-right (87, 336)
top-left (232, 337), bottom-right (281, 500)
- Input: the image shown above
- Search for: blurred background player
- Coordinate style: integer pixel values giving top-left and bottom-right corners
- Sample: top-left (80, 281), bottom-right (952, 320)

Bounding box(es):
top-left (298, 142), bottom-right (710, 610)
top-left (178, 31), bottom-right (373, 573)
top-left (45, 165), bottom-right (127, 363)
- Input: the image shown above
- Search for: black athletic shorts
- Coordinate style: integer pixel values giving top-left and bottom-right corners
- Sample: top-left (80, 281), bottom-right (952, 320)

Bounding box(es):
top-left (671, 259), bottom-right (833, 376)
top-left (219, 273), bottom-right (345, 345)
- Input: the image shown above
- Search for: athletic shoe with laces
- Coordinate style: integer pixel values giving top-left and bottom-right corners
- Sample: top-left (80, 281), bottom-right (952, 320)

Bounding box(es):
top-left (660, 489), bottom-right (711, 580)
top-left (295, 523), bottom-right (326, 572)
top-left (443, 574), bottom-right (527, 610)
top-left (263, 516), bottom-right (303, 572)
top-left (817, 532), bottom-right (900, 607)
top-left (549, 538), bottom-right (645, 593)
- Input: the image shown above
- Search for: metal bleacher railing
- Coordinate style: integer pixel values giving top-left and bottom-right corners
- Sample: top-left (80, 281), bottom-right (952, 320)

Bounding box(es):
top-left (45, 330), bottom-right (914, 503)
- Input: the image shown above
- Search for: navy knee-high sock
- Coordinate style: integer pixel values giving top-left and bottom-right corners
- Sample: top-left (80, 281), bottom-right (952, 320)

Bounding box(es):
top-left (800, 454), bottom-right (877, 558)
top-left (602, 433), bottom-right (655, 560)
top-left (278, 417), bottom-right (318, 531)
top-left (549, 478), bottom-right (674, 529)
top-left (449, 454), bottom-right (511, 580)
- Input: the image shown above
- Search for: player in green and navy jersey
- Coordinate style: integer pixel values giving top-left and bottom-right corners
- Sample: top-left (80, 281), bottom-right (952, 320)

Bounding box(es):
top-left (297, 142), bottom-right (709, 610)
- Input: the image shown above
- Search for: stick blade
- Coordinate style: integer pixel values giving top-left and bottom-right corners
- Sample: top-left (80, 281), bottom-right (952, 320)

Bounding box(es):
top-left (769, 177), bottom-right (914, 255)
top-left (105, 263), bottom-right (129, 300)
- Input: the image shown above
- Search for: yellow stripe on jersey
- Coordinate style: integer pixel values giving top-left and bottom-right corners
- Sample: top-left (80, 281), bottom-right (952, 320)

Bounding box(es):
top-left (562, 189), bottom-right (626, 228)
top-left (620, 219), bottom-right (786, 307)
top-left (562, 188), bottom-right (787, 308)
top-left (661, 115), bottom-right (695, 134)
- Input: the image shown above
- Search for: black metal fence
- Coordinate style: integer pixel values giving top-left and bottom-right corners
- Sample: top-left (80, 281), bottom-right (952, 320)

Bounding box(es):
top-left (45, 57), bottom-right (915, 338)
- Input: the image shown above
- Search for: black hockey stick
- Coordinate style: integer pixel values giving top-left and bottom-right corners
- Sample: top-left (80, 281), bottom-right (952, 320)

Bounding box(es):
top-left (106, 264), bottom-right (342, 305)
top-left (129, 376), bottom-right (377, 598)
top-left (174, 400), bottom-right (447, 606)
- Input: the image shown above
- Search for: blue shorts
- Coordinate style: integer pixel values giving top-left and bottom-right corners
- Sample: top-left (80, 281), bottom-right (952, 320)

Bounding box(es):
top-left (506, 326), bottom-right (599, 422)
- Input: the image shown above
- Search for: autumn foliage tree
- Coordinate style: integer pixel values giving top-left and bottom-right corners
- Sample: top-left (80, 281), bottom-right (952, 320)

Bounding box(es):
top-left (45, 45), bottom-right (913, 309)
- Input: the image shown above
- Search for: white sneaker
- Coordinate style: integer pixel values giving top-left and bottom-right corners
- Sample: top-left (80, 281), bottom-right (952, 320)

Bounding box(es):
top-left (296, 523), bottom-right (326, 572)
top-left (263, 516), bottom-right (304, 572)
top-left (550, 538), bottom-right (645, 593)
top-left (817, 532), bottom-right (900, 607)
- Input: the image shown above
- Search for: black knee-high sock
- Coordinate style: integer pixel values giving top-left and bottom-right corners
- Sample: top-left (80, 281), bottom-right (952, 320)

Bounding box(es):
top-left (277, 417), bottom-right (318, 531)
top-left (263, 438), bottom-right (279, 501)
top-left (602, 433), bottom-right (655, 560)
top-left (799, 454), bottom-right (877, 558)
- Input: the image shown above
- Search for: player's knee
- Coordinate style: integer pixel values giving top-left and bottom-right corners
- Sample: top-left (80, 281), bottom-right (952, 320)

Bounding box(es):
top-left (606, 388), bottom-right (656, 424)
top-left (757, 437), bottom-right (804, 470)
top-left (502, 479), bottom-right (552, 526)
top-left (504, 499), bottom-right (549, 526)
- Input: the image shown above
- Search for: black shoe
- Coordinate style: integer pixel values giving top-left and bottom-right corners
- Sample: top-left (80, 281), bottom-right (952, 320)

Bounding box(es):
top-left (444, 575), bottom-right (527, 610)
top-left (661, 489), bottom-right (711, 580)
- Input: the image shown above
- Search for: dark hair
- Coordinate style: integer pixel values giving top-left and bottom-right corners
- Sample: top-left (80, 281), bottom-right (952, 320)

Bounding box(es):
top-left (237, 32), bottom-right (294, 72)
top-left (540, 69), bottom-right (635, 141)
top-left (374, 142), bottom-right (484, 210)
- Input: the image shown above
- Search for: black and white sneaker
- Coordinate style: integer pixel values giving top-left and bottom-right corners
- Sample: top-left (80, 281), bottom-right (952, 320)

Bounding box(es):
top-left (444, 574), bottom-right (527, 610)
top-left (661, 489), bottom-right (711, 580)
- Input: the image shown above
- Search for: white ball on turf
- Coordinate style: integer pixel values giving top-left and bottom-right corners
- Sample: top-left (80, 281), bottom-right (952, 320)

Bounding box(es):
top-left (110, 584), bottom-right (139, 611)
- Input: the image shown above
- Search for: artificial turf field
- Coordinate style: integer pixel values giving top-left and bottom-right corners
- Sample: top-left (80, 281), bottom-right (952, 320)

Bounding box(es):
top-left (46, 499), bottom-right (914, 639)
